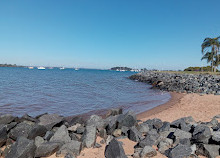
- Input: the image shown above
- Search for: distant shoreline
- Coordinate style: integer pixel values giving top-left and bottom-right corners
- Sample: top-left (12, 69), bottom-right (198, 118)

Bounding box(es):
top-left (0, 64), bottom-right (24, 67)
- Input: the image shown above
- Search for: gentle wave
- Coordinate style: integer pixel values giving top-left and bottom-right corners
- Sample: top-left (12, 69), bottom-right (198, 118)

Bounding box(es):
top-left (0, 67), bottom-right (171, 116)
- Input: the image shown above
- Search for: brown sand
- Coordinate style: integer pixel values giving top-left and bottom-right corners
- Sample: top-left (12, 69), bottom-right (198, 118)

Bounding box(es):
top-left (138, 92), bottom-right (220, 122)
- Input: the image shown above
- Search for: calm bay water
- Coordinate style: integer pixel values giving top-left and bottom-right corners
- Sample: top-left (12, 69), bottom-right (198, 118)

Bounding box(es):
top-left (0, 67), bottom-right (171, 117)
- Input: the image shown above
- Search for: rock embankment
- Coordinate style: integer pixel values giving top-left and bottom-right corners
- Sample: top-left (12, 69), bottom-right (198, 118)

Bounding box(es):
top-left (0, 110), bottom-right (219, 158)
top-left (129, 71), bottom-right (220, 94)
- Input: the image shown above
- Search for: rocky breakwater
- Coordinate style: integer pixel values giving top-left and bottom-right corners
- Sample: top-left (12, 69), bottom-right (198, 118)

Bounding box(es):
top-left (129, 71), bottom-right (220, 94)
top-left (0, 110), bottom-right (219, 157)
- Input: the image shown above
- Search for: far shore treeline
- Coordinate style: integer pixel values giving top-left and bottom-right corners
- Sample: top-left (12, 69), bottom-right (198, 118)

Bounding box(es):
top-left (184, 66), bottom-right (218, 72)
top-left (0, 64), bottom-right (23, 67)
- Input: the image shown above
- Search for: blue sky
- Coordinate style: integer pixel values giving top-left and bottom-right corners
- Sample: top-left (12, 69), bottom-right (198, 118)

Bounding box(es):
top-left (0, 0), bottom-right (220, 70)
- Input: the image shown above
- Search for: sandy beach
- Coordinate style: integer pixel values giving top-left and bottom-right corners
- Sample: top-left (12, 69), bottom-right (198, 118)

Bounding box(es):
top-left (138, 92), bottom-right (220, 122)
top-left (74, 92), bottom-right (220, 158)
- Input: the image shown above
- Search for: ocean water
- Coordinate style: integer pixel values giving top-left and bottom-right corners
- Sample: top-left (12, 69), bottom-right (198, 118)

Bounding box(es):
top-left (0, 67), bottom-right (171, 117)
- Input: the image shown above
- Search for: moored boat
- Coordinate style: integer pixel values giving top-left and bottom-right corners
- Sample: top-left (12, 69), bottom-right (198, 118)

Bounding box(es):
top-left (37, 67), bottom-right (46, 70)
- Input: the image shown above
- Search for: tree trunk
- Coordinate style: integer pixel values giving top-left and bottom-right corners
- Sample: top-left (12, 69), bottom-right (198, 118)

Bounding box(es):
top-left (214, 66), bottom-right (217, 72)
top-left (212, 59), bottom-right (214, 72)
top-left (212, 45), bottom-right (214, 72)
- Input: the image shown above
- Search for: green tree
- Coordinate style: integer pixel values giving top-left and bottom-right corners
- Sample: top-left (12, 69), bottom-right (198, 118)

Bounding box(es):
top-left (201, 37), bottom-right (220, 72)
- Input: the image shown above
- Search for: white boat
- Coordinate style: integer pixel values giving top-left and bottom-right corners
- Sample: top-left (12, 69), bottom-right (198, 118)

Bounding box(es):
top-left (60, 67), bottom-right (65, 70)
top-left (131, 69), bottom-right (140, 72)
top-left (28, 66), bottom-right (34, 69)
top-left (75, 68), bottom-right (79, 71)
top-left (37, 66), bottom-right (46, 70)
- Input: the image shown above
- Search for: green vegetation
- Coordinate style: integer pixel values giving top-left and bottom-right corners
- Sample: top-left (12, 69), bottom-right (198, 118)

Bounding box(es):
top-left (184, 66), bottom-right (218, 72)
top-left (110, 67), bottom-right (132, 71)
top-left (0, 64), bottom-right (21, 67)
top-left (158, 70), bottom-right (220, 75)
top-left (201, 37), bottom-right (220, 72)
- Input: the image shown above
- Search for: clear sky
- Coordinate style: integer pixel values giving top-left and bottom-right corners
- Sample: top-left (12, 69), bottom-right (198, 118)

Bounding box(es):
top-left (1, 0), bottom-right (220, 70)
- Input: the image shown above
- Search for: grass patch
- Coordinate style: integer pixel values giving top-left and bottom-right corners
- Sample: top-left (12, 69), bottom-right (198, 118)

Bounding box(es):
top-left (155, 71), bottom-right (220, 75)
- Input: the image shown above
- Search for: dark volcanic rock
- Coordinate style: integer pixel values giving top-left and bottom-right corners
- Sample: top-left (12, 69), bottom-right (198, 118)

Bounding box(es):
top-left (212, 131), bottom-right (220, 143)
top-left (105, 138), bottom-right (127, 158)
top-left (38, 114), bottom-right (63, 130)
top-left (99, 128), bottom-right (107, 139)
top-left (5, 137), bottom-right (36, 158)
top-left (64, 153), bottom-right (76, 158)
top-left (82, 125), bottom-right (96, 148)
top-left (173, 129), bottom-right (192, 140)
top-left (106, 108), bottom-right (123, 117)
top-left (138, 123), bottom-right (150, 133)
top-left (35, 142), bottom-right (61, 157)
top-left (158, 138), bottom-right (173, 154)
top-left (76, 126), bottom-right (85, 134)
top-left (196, 144), bottom-right (220, 158)
top-left (178, 138), bottom-right (191, 146)
top-left (5, 122), bottom-right (17, 132)
top-left (140, 146), bottom-right (157, 157)
top-left (9, 122), bottom-right (33, 140)
top-left (167, 144), bottom-right (192, 158)
top-left (86, 115), bottom-right (105, 131)
top-left (27, 124), bottom-right (47, 139)
top-left (69, 132), bottom-right (81, 141)
top-left (56, 140), bottom-right (82, 157)
top-left (105, 115), bottom-right (118, 135)
top-left (171, 116), bottom-right (195, 133)
top-left (65, 116), bottom-right (85, 127)
top-left (192, 124), bottom-right (212, 144)
top-left (117, 111), bottom-right (136, 128)
top-left (35, 136), bottom-right (44, 147)
top-left (168, 128), bottom-right (192, 145)
top-left (129, 71), bottom-right (220, 94)
top-left (128, 126), bottom-right (142, 142)
top-left (0, 125), bottom-right (7, 147)
top-left (44, 131), bottom-right (54, 141)
top-left (144, 118), bottom-right (163, 130)
top-left (212, 123), bottom-right (220, 131)
top-left (19, 114), bottom-right (38, 123)
top-left (158, 122), bottom-right (170, 133)
top-left (50, 125), bottom-right (71, 144)
top-left (121, 126), bottom-right (129, 136)
top-left (0, 114), bottom-right (15, 125)
top-left (137, 129), bottom-right (160, 148)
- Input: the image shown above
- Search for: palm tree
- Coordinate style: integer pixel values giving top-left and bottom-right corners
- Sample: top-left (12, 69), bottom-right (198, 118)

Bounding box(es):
top-left (201, 52), bottom-right (219, 71)
top-left (213, 54), bottom-right (220, 72)
top-left (201, 52), bottom-right (214, 65)
top-left (201, 37), bottom-right (220, 72)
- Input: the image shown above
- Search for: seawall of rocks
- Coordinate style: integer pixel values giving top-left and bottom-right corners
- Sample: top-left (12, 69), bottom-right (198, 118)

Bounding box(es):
top-left (129, 71), bottom-right (220, 94)
top-left (0, 109), bottom-right (219, 158)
